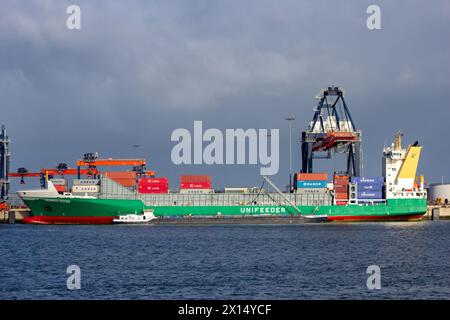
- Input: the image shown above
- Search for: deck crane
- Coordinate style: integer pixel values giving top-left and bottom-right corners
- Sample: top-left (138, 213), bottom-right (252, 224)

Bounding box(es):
top-left (301, 86), bottom-right (362, 177)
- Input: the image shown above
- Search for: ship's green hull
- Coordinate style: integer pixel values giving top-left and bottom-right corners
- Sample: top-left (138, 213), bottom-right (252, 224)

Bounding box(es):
top-left (21, 197), bottom-right (427, 224)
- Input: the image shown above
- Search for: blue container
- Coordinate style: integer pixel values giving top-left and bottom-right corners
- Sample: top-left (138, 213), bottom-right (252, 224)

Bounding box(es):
top-left (296, 180), bottom-right (328, 188)
top-left (351, 176), bottom-right (384, 184)
top-left (357, 182), bottom-right (384, 191)
top-left (357, 191), bottom-right (383, 199)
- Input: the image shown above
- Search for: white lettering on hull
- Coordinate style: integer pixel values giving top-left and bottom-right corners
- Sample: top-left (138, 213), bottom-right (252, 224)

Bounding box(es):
top-left (240, 207), bottom-right (286, 214)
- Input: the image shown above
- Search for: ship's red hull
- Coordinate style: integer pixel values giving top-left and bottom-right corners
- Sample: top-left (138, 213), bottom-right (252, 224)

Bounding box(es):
top-left (22, 216), bottom-right (114, 225)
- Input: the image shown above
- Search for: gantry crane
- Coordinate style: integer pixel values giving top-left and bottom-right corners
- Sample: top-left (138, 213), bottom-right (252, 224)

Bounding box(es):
top-left (76, 152), bottom-right (155, 179)
top-left (301, 86), bottom-right (362, 177)
top-left (9, 164), bottom-right (100, 187)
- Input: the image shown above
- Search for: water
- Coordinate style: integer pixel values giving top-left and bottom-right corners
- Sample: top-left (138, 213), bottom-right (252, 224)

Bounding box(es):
top-left (1, 221), bottom-right (450, 299)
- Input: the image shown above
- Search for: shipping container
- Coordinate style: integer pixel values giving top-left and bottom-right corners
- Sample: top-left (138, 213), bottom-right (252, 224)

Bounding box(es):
top-left (350, 176), bottom-right (384, 184)
top-left (296, 173), bottom-right (328, 181)
top-left (54, 185), bottom-right (67, 193)
top-left (104, 171), bottom-right (136, 187)
top-left (356, 199), bottom-right (385, 204)
top-left (180, 175), bottom-right (211, 184)
top-left (296, 180), bottom-right (328, 188)
top-left (334, 185), bottom-right (349, 192)
top-left (224, 187), bottom-right (251, 194)
top-left (180, 182), bottom-right (211, 189)
top-left (72, 185), bottom-right (100, 193)
top-left (50, 178), bottom-right (67, 186)
top-left (179, 189), bottom-right (213, 194)
top-left (335, 189), bottom-right (349, 199)
top-left (73, 179), bottom-right (100, 185)
top-left (334, 178), bottom-right (349, 184)
top-left (296, 188), bottom-right (328, 194)
top-left (333, 175), bottom-right (350, 183)
top-left (355, 183), bottom-right (383, 191)
top-left (138, 177), bottom-right (168, 185)
top-left (357, 191), bottom-right (383, 199)
top-left (138, 185), bottom-right (169, 194)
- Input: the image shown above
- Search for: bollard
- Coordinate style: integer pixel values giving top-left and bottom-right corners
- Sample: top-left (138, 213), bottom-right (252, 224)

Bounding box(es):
top-left (432, 208), bottom-right (440, 221)
top-left (8, 211), bottom-right (15, 224)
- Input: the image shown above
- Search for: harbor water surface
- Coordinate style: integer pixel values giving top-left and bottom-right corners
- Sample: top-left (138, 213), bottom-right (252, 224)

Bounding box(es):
top-left (1, 221), bottom-right (450, 299)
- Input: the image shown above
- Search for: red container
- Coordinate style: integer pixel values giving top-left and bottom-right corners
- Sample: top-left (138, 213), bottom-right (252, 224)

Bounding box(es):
top-left (334, 182), bottom-right (349, 188)
top-left (180, 182), bottom-right (211, 189)
top-left (138, 185), bottom-right (168, 194)
top-left (333, 175), bottom-right (349, 183)
top-left (139, 177), bottom-right (168, 185)
top-left (180, 175), bottom-right (211, 184)
top-left (296, 173), bottom-right (328, 181)
top-left (335, 192), bottom-right (349, 200)
top-left (54, 185), bottom-right (66, 193)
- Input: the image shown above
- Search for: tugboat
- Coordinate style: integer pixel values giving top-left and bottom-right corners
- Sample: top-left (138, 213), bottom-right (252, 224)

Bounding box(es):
top-left (112, 209), bottom-right (156, 224)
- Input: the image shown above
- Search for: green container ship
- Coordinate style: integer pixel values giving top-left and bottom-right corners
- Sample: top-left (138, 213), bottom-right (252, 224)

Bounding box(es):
top-left (18, 132), bottom-right (427, 224)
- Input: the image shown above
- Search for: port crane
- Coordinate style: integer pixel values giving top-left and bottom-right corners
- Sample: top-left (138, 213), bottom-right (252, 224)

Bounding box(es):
top-left (9, 164), bottom-right (100, 187)
top-left (8, 154), bottom-right (155, 188)
top-left (76, 153), bottom-right (155, 179)
top-left (0, 125), bottom-right (10, 211)
top-left (301, 86), bottom-right (362, 177)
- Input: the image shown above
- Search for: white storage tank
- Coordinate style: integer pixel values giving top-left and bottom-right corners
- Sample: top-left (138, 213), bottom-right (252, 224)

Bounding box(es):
top-left (428, 183), bottom-right (450, 203)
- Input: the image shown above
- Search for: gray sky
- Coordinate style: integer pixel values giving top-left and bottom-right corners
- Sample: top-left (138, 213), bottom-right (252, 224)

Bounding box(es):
top-left (2, 0), bottom-right (450, 190)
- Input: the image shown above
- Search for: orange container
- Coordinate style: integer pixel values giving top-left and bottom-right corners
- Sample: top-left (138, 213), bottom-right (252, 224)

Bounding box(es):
top-left (180, 175), bottom-right (211, 184)
top-left (104, 171), bottom-right (136, 187)
top-left (296, 173), bottom-right (328, 181)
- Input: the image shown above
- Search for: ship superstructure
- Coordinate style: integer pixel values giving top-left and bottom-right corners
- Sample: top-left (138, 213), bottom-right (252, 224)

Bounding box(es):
top-left (382, 131), bottom-right (425, 199)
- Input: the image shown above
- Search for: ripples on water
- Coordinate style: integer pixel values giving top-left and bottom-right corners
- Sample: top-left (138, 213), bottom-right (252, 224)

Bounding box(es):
top-left (1, 221), bottom-right (450, 299)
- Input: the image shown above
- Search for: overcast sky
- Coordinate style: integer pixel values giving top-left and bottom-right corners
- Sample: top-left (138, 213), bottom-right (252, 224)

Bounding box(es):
top-left (2, 0), bottom-right (450, 190)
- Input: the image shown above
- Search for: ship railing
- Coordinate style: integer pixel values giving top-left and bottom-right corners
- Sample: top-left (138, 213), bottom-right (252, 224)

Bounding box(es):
top-left (98, 192), bottom-right (332, 207)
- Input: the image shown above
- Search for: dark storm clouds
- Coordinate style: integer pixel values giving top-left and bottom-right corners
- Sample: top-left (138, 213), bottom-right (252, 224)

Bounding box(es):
top-left (1, 0), bottom-right (449, 190)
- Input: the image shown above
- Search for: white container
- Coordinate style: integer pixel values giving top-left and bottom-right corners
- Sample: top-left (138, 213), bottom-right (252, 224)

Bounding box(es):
top-left (72, 179), bottom-right (100, 185)
top-left (72, 185), bottom-right (100, 193)
top-left (179, 189), bottom-right (213, 194)
top-left (50, 178), bottom-right (67, 186)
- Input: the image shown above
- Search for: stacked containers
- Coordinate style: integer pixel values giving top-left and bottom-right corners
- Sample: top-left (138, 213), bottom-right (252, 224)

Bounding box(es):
top-left (334, 174), bottom-right (350, 203)
top-left (72, 178), bottom-right (100, 194)
top-left (350, 177), bottom-right (384, 201)
top-left (138, 177), bottom-right (169, 194)
top-left (103, 171), bottom-right (136, 187)
top-left (180, 175), bottom-right (211, 190)
top-left (295, 173), bottom-right (328, 194)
